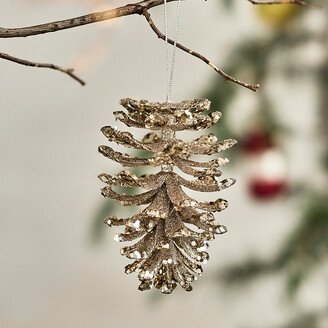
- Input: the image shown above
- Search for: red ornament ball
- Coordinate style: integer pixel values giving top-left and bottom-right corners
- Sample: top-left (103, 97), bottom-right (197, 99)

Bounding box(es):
top-left (249, 178), bottom-right (287, 199)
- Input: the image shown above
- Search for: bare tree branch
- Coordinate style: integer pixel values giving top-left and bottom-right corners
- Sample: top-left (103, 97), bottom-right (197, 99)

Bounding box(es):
top-left (142, 9), bottom-right (260, 92)
top-left (0, 0), bottom-right (319, 88)
top-left (0, 0), bottom-right (171, 86)
top-left (0, 0), bottom-right (317, 39)
top-left (0, 52), bottom-right (85, 85)
top-left (0, 0), bottom-right (171, 38)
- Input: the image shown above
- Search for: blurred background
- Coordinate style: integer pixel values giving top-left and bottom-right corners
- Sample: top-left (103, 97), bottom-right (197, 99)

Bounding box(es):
top-left (0, 0), bottom-right (327, 327)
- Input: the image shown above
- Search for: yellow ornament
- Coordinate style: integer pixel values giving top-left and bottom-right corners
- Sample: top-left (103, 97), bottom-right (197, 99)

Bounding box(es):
top-left (255, 4), bottom-right (301, 27)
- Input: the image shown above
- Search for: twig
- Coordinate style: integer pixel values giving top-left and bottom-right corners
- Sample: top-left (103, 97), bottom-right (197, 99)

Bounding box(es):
top-left (142, 9), bottom-right (260, 92)
top-left (0, 52), bottom-right (85, 86)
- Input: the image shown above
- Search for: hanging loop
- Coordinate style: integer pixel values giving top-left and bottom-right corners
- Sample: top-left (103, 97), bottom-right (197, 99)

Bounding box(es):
top-left (164, 0), bottom-right (182, 103)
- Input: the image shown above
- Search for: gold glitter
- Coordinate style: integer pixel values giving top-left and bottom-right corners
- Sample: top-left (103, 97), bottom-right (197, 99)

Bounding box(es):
top-left (99, 98), bottom-right (236, 294)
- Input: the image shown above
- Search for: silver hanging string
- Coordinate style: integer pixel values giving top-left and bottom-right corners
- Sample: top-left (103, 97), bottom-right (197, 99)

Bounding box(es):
top-left (161, 0), bottom-right (182, 172)
top-left (164, 0), bottom-right (169, 102)
top-left (164, 0), bottom-right (182, 103)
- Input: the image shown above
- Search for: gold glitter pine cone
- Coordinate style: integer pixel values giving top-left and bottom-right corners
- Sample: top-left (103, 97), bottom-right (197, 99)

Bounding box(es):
top-left (98, 98), bottom-right (236, 294)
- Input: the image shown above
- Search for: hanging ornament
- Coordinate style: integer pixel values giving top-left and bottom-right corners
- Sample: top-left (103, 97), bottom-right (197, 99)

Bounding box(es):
top-left (240, 126), bottom-right (288, 200)
top-left (98, 0), bottom-right (236, 293)
top-left (255, 4), bottom-right (301, 28)
top-left (98, 98), bottom-right (236, 293)
top-left (248, 147), bottom-right (288, 200)
top-left (242, 131), bottom-right (288, 200)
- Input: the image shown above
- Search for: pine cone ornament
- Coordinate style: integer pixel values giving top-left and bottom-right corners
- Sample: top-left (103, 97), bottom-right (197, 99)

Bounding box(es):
top-left (98, 98), bottom-right (236, 294)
